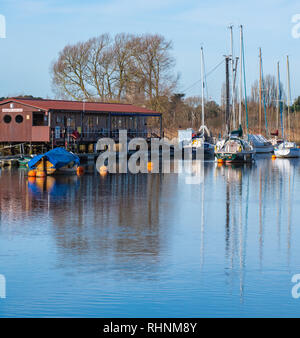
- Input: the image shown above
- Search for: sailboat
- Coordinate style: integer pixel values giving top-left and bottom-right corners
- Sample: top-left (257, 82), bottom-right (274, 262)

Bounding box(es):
top-left (248, 48), bottom-right (274, 154)
top-left (215, 26), bottom-right (255, 163)
top-left (274, 56), bottom-right (300, 158)
top-left (274, 141), bottom-right (299, 158)
top-left (248, 134), bottom-right (273, 154)
top-left (269, 63), bottom-right (283, 146)
top-left (215, 126), bottom-right (255, 163)
top-left (184, 47), bottom-right (214, 158)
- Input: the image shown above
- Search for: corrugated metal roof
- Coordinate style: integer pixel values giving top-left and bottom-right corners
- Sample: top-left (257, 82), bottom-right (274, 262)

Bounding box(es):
top-left (0, 98), bottom-right (162, 115)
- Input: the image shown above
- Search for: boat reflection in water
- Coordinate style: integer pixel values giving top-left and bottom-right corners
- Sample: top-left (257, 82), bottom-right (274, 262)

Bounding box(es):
top-left (211, 157), bottom-right (299, 305)
top-left (0, 157), bottom-right (300, 317)
top-left (27, 175), bottom-right (79, 198)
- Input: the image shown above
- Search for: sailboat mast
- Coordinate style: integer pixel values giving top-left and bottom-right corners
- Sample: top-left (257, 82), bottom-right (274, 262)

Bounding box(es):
top-left (259, 48), bottom-right (262, 134)
top-left (229, 25), bottom-right (236, 129)
top-left (239, 25), bottom-right (243, 127)
top-left (276, 62), bottom-right (280, 131)
top-left (287, 55), bottom-right (291, 141)
top-left (225, 56), bottom-right (231, 135)
top-left (201, 47), bottom-right (205, 128)
top-left (278, 64), bottom-right (284, 139)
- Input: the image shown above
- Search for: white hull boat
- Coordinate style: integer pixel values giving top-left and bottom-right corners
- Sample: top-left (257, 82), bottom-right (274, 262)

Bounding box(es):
top-left (248, 134), bottom-right (274, 153)
top-left (274, 142), bottom-right (300, 158)
top-left (182, 48), bottom-right (215, 159)
top-left (183, 137), bottom-right (215, 158)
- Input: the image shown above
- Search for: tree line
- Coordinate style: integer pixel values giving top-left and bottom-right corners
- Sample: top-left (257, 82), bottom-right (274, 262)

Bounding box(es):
top-left (3, 32), bottom-right (300, 140)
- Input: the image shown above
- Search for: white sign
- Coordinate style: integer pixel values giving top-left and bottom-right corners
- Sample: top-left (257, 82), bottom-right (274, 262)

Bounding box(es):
top-left (2, 108), bottom-right (23, 113)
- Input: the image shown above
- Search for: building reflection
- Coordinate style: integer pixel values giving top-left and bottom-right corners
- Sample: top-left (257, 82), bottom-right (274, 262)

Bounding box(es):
top-left (0, 168), bottom-right (171, 277)
top-left (1, 156), bottom-right (299, 289)
top-left (50, 173), bottom-right (164, 262)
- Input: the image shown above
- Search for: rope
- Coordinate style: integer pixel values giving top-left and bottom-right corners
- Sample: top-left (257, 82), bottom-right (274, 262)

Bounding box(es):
top-left (182, 59), bottom-right (225, 94)
top-left (203, 53), bottom-right (209, 100)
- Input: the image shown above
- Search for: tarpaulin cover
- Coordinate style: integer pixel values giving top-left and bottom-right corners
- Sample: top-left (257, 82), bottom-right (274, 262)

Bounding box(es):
top-left (28, 147), bottom-right (80, 170)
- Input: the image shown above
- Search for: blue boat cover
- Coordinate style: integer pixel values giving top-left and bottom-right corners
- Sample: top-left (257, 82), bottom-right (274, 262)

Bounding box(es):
top-left (28, 147), bottom-right (80, 170)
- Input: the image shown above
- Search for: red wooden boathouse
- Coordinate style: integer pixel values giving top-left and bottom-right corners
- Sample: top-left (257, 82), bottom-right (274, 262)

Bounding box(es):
top-left (0, 98), bottom-right (162, 145)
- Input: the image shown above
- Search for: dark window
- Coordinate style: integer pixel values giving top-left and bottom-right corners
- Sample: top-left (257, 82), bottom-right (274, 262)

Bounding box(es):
top-left (3, 115), bottom-right (11, 123)
top-left (15, 115), bottom-right (24, 123)
top-left (33, 112), bottom-right (46, 126)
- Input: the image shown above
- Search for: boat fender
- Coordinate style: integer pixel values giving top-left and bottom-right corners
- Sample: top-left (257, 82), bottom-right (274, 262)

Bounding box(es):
top-left (147, 162), bottom-right (153, 172)
top-left (99, 166), bottom-right (108, 176)
top-left (76, 166), bottom-right (85, 176)
top-left (28, 170), bottom-right (37, 177)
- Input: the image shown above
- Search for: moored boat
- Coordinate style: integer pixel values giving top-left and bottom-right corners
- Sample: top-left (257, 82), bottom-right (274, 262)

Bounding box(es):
top-left (274, 142), bottom-right (300, 158)
top-left (273, 58), bottom-right (299, 159)
top-left (183, 126), bottom-right (215, 159)
top-left (28, 147), bottom-right (80, 175)
top-left (215, 134), bottom-right (255, 163)
top-left (183, 47), bottom-right (215, 159)
top-left (248, 134), bottom-right (274, 153)
top-left (18, 156), bottom-right (32, 167)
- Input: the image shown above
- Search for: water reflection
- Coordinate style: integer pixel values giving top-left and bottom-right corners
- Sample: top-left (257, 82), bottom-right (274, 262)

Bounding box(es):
top-left (50, 174), bottom-right (164, 264)
top-left (0, 157), bottom-right (300, 317)
top-left (212, 158), bottom-right (300, 304)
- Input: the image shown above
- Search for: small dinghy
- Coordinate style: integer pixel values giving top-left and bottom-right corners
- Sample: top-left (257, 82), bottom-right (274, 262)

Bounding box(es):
top-left (18, 156), bottom-right (33, 167)
top-left (28, 147), bottom-right (80, 175)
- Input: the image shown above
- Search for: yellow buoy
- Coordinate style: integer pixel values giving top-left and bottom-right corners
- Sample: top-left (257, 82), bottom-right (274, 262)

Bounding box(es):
top-left (99, 165), bottom-right (108, 176)
top-left (272, 155), bottom-right (276, 160)
top-left (217, 158), bottom-right (223, 163)
top-left (147, 161), bottom-right (153, 171)
top-left (76, 166), bottom-right (85, 176)
top-left (28, 170), bottom-right (37, 177)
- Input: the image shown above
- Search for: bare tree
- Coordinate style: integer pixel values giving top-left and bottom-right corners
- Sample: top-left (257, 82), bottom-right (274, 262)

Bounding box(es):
top-left (86, 34), bottom-right (111, 100)
top-left (51, 33), bottom-right (177, 109)
top-left (52, 41), bottom-right (93, 100)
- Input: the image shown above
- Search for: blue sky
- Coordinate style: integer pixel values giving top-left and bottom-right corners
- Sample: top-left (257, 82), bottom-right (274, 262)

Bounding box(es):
top-left (0, 0), bottom-right (300, 102)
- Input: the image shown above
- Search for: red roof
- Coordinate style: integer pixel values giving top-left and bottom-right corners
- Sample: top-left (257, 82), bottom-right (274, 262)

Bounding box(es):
top-left (0, 98), bottom-right (162, 115)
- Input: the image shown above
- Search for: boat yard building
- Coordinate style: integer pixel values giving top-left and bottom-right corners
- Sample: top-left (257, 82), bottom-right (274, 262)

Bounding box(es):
top-left (0, 98), bottom-right (162, 146)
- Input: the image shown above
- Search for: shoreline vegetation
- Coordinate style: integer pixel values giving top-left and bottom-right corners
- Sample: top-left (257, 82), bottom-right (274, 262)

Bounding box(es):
top-left (1, 33), bottom-right (299, 143)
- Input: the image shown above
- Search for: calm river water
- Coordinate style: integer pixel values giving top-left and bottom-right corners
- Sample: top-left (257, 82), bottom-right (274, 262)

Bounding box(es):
top-left (1, 156), bottom-right (300, 317)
